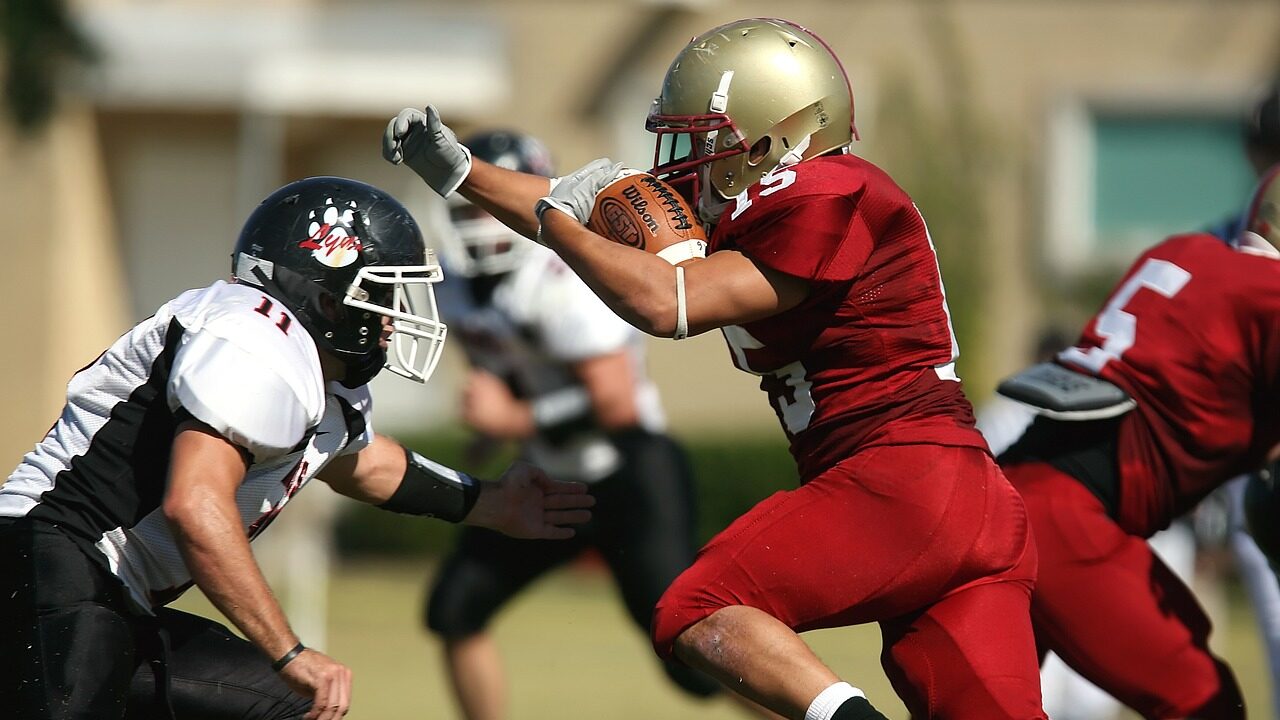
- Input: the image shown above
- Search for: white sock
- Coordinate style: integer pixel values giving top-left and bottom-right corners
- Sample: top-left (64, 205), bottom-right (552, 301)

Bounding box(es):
top-left (805, 681), bottom-right (865, 720)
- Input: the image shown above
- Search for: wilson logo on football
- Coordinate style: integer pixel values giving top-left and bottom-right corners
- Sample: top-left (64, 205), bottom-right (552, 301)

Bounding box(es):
top-left (299, 198), bottom-right (364, 268)
top-left (598, 196), bottom-right (646, 248)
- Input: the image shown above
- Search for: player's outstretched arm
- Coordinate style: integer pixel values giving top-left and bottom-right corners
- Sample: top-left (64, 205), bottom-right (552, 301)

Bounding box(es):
top-left (537, 205), bottom-right (810, 338)
top-left (164, 421), bottom-right (352, 720)
top-left (382, 105), bottom-right (550, 239)
top-left (321, 434), bottom-right (593, 539)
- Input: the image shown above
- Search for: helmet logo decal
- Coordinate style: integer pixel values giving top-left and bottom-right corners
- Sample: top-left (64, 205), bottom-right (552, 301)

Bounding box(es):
top-left (814, 101), bottom-right (830, 128)
top-left (299, 198), bottom-right (364, 268)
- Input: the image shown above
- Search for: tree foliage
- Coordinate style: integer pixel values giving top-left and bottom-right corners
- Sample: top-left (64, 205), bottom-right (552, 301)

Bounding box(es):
top-left (3, 0), bottom-right (94, 131)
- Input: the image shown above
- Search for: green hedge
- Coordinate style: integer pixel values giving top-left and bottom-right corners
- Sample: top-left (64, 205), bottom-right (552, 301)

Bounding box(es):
top-left (333, 432), bottom-right (798, 558)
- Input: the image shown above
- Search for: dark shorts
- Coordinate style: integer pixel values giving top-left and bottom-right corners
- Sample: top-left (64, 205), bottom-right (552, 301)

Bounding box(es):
top-left (425, 429), bottom-right (719, 697)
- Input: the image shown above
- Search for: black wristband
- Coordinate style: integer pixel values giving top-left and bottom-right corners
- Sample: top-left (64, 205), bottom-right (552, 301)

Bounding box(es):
top-left (379, 446), bottom-right (481, 522)
top-left (271, 642), bottom-right (306, 672)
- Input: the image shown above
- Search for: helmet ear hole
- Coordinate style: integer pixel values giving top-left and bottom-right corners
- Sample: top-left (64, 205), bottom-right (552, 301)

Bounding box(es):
top-left (748, 136), bottom-right (772, 166)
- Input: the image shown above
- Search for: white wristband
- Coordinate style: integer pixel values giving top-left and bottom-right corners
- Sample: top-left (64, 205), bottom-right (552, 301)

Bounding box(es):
top-left (674, 265), bottom-right (688, 341)
top-left (656, 239), bottom-right (708, 265)
top-left (439, 144), bottom-right (473, 198)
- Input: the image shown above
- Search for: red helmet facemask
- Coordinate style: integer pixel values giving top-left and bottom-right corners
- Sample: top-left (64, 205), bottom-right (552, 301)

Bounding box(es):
top-left (646, 109), bottom-right (747, 215)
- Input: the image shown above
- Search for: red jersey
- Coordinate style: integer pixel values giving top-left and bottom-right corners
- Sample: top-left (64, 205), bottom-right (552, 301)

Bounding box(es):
top-left (1058, 233), bottom-right (1280, 536)
top-left (708, 154), bottom-right (985, 480)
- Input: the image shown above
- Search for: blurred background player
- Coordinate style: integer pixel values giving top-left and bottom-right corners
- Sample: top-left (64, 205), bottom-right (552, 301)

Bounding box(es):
top-left (1207, 82), bottom-right (1280, 241)
top-left (1203, 81), bottom-right (1280, 720)
top-left (996, 165), bottom-right (1280, 719)
top-left (421, 130), bottom-right (726, 720)
top-left (979, 83), bottom-right (1280, 720)
top-left (977, 327), bottom-right (1198, 720)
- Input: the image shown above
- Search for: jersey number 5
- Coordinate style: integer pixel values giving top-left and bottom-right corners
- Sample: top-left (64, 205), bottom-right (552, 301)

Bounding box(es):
top-left (1059, 258), bottom-right (1191, 373)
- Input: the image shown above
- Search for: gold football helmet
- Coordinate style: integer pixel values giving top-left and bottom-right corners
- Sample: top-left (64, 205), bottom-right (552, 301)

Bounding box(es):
top-left (647, 17), bottom-right (856, 221)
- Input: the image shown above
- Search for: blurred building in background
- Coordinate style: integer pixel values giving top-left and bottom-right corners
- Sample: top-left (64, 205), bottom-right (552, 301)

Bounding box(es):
top-left (4, 0), bottom-right (1280, 467)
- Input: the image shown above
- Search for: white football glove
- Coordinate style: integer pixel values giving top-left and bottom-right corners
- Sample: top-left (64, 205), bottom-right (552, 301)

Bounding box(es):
top-left (382, 105), bottom-right (473, 198)
top-left (534, 158), bottom-right (625, 229)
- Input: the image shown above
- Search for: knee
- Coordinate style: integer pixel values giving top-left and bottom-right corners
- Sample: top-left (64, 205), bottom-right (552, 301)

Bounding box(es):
top-left (650, 582), bottom-right (720, 660)
top-left (659, 605), bottom-right (746, 669)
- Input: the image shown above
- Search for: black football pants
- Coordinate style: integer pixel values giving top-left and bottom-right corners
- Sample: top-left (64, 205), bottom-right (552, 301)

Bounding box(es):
top-left (0, 518), bottom-right (311, 720)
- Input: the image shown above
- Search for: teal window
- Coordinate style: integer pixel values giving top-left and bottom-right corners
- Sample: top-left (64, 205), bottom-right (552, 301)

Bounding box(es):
top-left (1093, 114), bottom-right (1256, 253)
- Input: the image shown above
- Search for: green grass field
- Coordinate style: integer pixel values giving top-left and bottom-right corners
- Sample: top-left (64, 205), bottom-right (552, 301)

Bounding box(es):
top-left (174, 559), bottom-right (1274, 720)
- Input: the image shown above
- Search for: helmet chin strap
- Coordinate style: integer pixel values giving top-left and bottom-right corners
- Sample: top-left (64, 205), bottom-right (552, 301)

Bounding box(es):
top-left (698, 133), bottom-right (815, 224)
top-left (339, 348), bottom-right (387, 389)
top-left (775, 133), bottom-right (813, 169)
top-left (315, 339), bottom-right (386, 389)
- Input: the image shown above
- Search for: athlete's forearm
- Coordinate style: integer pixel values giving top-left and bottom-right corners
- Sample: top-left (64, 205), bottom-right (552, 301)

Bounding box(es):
top-left (476, 400), bottom-right (536, 440)
top-left (539, 211), bottom-right (680, 336)
top-left (459, 159), bottom-right (553, 241)
top-left (165, 426), bottom-right (300, 661)
top-left (167, 487), bottom-right (299, 661)
top-left (573, 352), bottom-right (641, 430)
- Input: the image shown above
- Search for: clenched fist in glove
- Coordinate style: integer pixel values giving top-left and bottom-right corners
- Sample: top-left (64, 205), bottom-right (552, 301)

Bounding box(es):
top-left (382, 106), bottom-right (472, 198)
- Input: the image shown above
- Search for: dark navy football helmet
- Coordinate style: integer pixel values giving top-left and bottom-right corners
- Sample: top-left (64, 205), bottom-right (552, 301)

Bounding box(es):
top-left (443, 131), bottom-right (555, 277)
top-left (232, 176), bottom-right (447, 386)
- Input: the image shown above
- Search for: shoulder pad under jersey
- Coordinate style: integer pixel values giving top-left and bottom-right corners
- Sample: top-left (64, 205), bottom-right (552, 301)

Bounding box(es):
top-left (167, 283), bottom-right (326, 462)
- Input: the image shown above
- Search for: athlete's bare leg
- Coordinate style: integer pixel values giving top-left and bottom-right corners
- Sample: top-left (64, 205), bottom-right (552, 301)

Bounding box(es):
top-left (442, 633), bottom-right (506, 720)
top-left (674, 605), bottom-right (840, 719)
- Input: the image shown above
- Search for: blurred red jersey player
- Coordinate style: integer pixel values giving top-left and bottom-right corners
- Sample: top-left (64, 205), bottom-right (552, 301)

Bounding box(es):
top-left (998, 167), bottom-right (1280, 719)
top-left (384, 17), bottom-right (1047, 720)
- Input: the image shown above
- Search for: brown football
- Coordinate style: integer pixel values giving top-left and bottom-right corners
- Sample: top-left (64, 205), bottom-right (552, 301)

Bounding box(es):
top-left (587, 170), bottom-right (707, 261)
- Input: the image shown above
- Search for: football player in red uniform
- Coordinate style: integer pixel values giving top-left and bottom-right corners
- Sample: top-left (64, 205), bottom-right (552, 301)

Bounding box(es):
top-left (384, 17), bottom-right (1046, 720)
top-left (994, 167), bottom-right (1280, 719)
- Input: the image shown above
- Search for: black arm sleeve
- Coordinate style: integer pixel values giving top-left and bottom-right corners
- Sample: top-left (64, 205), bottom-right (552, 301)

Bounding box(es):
top-left (378, 446), bottom-right (481, 523)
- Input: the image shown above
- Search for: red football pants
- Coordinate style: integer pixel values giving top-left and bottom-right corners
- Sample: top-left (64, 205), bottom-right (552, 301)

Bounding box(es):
top-left (651, 444), bottom-right (1046, 719)
top-left (1004, 461), bottom-right (1245, 719)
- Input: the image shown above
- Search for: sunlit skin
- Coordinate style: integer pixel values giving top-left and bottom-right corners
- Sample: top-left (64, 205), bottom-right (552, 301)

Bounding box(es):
top-left (174, 307), bottom-right (592, 719)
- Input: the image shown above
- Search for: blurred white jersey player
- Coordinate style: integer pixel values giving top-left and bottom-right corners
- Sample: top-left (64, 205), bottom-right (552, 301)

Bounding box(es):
top-left (422, 130), bottom-right (726, 720)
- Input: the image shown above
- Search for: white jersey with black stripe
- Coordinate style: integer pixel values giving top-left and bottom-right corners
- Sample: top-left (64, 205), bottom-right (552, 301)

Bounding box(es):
top-left (1, 281), bottom-right (373, 612)
top-left (440, 244), bottom-right (666, 482)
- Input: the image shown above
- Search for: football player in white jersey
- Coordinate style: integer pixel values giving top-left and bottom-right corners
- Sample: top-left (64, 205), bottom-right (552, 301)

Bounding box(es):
top-left (422, 131), bottom-right (723, 720)
top-left (0, 176), bottom-right (593, 720)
